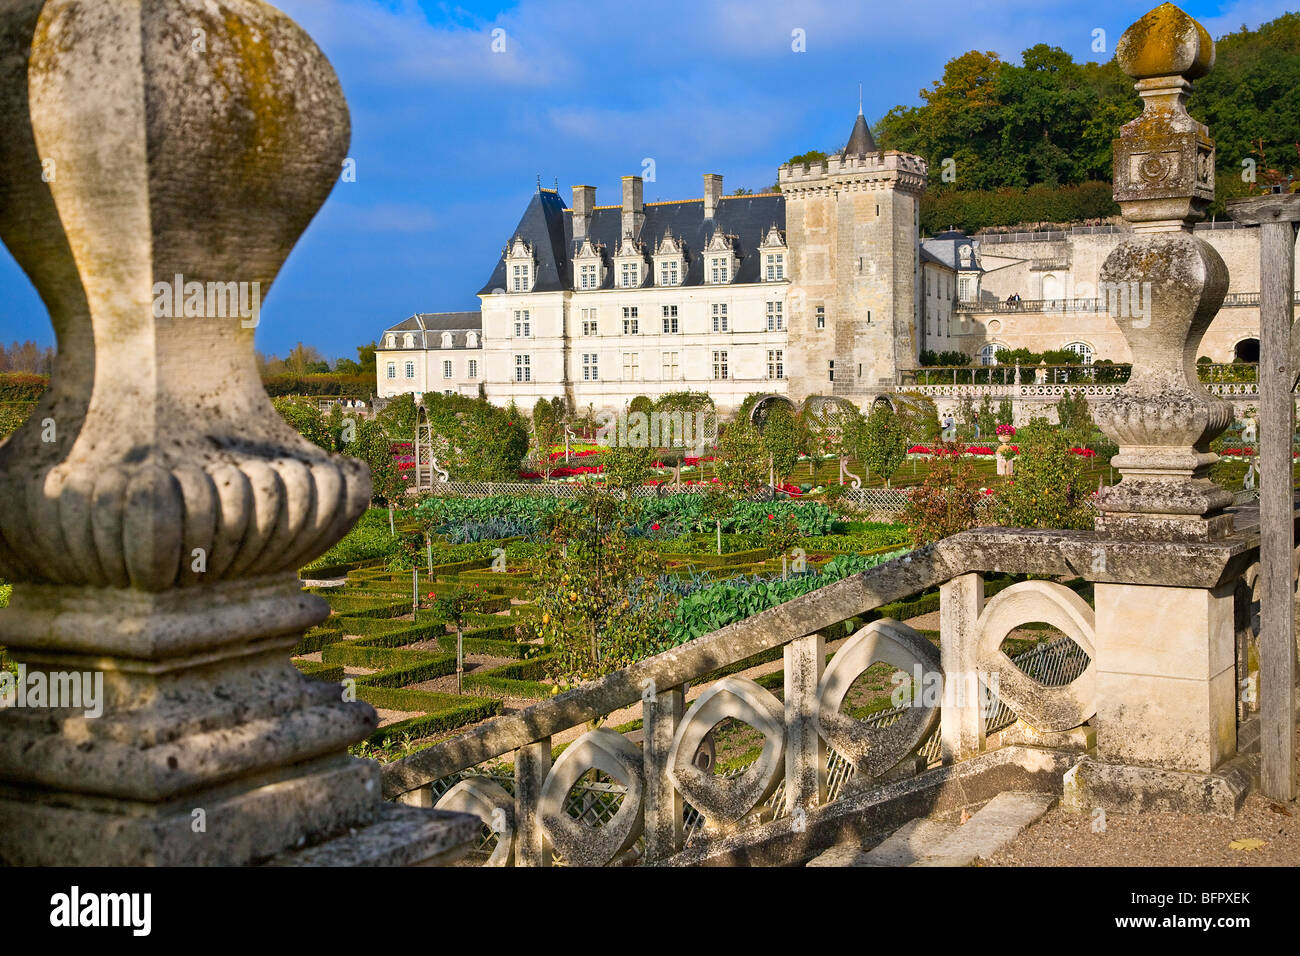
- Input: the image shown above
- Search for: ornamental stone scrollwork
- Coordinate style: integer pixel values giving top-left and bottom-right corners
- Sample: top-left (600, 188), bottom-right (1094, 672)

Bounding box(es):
top-left (434, 778), bottom-right (515, 867)
top-left (668, 676), bottom-right (785, 829)
top-left (538, 728), bottom-right (644, 866)
top-left (815, 620), bottom-right (941, 780)
top-left (974, 581), bottom-right (1097, 733)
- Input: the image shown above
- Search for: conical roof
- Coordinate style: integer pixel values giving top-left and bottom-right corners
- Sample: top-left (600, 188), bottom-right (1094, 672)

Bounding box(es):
top-left (843, 109), bottom-right (877, 157)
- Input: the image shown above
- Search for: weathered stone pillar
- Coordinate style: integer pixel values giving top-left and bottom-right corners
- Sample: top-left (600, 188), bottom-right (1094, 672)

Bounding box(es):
top-left (1071, 3), bottom-right (1247, 812)
top-left (783, 632), bottom-right (827, 812)
top-left (0, 0), bottom-right (475, 864)
top-left (939, 572), bottom-right (985, 762)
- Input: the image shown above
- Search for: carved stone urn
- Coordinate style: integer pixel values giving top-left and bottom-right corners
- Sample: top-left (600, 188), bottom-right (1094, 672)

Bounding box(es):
top-left (0, 0), bottom-right (474, 864)
top-left (1093, 2), bottom-right (1235, 541)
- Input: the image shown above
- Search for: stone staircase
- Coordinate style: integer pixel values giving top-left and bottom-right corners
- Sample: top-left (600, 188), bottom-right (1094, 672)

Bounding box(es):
top-left (806, 791), bottom-right (1055, 867)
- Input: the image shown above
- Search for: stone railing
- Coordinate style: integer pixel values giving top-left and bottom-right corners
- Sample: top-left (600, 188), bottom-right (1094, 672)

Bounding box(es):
top-left (955, 292), bottom-right (1299, 314)
top-left (380, 520), bottom-right (1268, 866)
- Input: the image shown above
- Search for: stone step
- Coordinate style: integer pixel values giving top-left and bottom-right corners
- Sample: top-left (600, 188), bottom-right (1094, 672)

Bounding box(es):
top-left (806, 790), bottom-right (1055, 867)
top-left (806, 817), bottom-right (955, 867)
top-left (911, 791), bottom-right (1055, 867)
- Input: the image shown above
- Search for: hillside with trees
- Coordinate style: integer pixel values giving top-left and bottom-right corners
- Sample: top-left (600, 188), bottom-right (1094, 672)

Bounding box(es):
top-left (842, 13), bottom-right (1300, 233)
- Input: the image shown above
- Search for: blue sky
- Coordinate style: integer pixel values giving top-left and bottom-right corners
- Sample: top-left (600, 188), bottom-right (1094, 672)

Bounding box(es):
top-left (0, 0), bottom-right (1292, 361)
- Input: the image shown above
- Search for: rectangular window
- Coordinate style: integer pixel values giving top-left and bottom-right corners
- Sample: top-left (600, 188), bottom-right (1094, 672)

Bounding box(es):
top-left (659, 260), bottom-right (679, 286)
top-left (581, 308), bottom-right (598, 336)
top-left (711, 303), bottom-right (728, 333)
top-left (662, 351), bottom-right (679, 380)
top-left (442, 360), bottom-right (452, 379)
top-left (386, 362), bottom-right (396, 380)
top-left (766, 301), bottom-right (784, 331)
top-left (513, 310), bottom-right (531, 337)
top-left (404, 361), bottom-right (415, 379)
top-left (828, 359), bottom-right (834, 382)
top-left (712, 350), bottom-right (728, 380)
top-left (710, 257), bottom-right (730, 284)
top-left (622, 352), bottom-right (639, 381)
top-left (580, 263), bottom-right (598, 289)
top-left (512, 264), bottom-right (529, 292)
top-left (621, 262), bottom-right (640, 288)
top-left (767, 349), bottom-right (784, 380)
top-left (582, 353), bottom-right (598, 382)
top-left (765, 253), bottom-right (785, 281)
top-left (468, 360), bottom-right (478, 379)
top-left (816, 306), bottom-right (826, 330)
top-left (661, 305), bottom-right (679, 334)
top-left (622, 306), bottom-right (639, 335)
top-left (514, 354), bottom-right (531, 382)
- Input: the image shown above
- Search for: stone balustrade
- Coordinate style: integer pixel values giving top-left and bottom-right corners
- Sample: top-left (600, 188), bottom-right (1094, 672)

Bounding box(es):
top-left (381, 517), bottom-right (1274, 866)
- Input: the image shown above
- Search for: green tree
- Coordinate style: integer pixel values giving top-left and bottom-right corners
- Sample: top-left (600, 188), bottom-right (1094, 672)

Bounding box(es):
top-left (995, 418), bottom-right (1093, 530)
top-left (862, 402), bottom-right (908, 487)
top-left (760, 402), bottom-right (806, 483)
top-left (716, 417), bottom-right (767, 491)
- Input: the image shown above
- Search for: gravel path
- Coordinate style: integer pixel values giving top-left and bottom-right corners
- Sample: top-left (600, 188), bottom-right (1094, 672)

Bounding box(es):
top-left (989, 726), bottom-right (1300, 867)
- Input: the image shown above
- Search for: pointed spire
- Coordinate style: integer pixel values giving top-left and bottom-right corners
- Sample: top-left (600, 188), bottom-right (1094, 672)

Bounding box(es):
top-left (843, 108), bottom-right (876, 157)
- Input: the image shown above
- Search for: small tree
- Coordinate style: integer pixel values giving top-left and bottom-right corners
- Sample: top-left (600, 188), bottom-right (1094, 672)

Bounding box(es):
top-left (1055, 389), bottom-right (1095, 449)
top-left (716, 417), bottom-right (768, 491)
top-left (863, 402), bottom-right (907, 487)
top-left (760, 402), bottom-right (805, 486)
top-left (901, 444), bottom-right (983, 546)
top-left (602, 443), bottom-right (654, 493)
top-left (995, 418), bottom-right (1093, 530)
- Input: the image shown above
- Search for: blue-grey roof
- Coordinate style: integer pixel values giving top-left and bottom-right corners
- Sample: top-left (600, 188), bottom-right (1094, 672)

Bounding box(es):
top-left (478, 188), bottom-right (786, 295)
top-left (921, 231), bottom-right (982, 273)
top-left (379, 312), bottom-right (482, 350)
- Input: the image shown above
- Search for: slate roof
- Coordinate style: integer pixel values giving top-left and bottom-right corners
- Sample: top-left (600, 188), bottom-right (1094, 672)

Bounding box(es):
top-left (843, 110), bottom-right (877, 157)
top-left (477, 188), bottom-right (786, 295)
top-left (921, 231), bottom-right (983, 273)
top-left (379, 311), bottom-right (482, 350)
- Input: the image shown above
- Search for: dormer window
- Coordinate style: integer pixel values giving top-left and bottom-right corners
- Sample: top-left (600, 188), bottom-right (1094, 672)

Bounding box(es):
top-left (704, 232), bottom-right (738, 285)
top-left (466, 332), bottom-right (478, 348)
top-left (573, 238), bottom-right (606, 291)
top-left (440, 331), bottom-right (453, 349)
top-left (653, 233), bottom-right (686, 287)
top-left (505, 237), bottom-right (536, 293)
top-left (403, 333), bottom-right (415, 348)
top-left (386, 334), bottom-right (396, 348)
top-left (759, 224), bottom-right (787, 281)
top-left (614, 236), bottom-right (647, 290)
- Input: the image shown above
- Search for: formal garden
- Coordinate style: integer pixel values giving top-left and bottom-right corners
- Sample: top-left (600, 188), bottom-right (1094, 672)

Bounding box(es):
top-left (0, 378), bottom-right (1277, 799)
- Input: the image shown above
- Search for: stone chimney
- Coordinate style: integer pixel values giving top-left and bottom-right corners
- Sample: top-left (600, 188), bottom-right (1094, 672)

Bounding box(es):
top-left (572, 184), bottom-right (595, 242)
top-left (621, 176), bottom-right (644, 239)
top-left (703, 173), bottom-right (723, 220)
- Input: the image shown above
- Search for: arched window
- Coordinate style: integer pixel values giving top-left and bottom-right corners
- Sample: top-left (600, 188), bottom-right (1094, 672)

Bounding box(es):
top-left (466, 332), bottom-right (478, 348)
top-left (1064, 341), bottom-right (1093, 364)
top-left (441, 331), bottom-right (453, 349)
top-left (385, 334), bottom-right (396, 348)
top-left (979, 344), bottom-right (999, 367)
top-left (1234, 338), bottom-right (1260, 363)
top-left (403, 333), bottom-right (415, 348)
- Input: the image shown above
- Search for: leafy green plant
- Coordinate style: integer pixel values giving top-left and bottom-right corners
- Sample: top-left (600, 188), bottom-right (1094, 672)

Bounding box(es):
top-left (901, 444), bottom-right (984, 546)
top-left (863, 402), bottom-right (907, 487)
top-left (996, 418), bottom-right (1094, 530)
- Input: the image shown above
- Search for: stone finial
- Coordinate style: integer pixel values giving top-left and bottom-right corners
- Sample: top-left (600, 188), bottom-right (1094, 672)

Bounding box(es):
top-left (1115, 2), bottom-right (1213, 80)
top-left (1111, 3), bottom-right (1217, 231)
top-left (1094, 4), bottom-right (1233, 542)
top-left (0, 0), bottom-right (472, 865)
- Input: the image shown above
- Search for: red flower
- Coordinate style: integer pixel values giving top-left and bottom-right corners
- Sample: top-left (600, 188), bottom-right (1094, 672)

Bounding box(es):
top-left (767, 514), bottom-right (775, 520)
top-left (651, 523), bottom-right (661, 530)
top-left (427, 591), bottom-right (436, 599)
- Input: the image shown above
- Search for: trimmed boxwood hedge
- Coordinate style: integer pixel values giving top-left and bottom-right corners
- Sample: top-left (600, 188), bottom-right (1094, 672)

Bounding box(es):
top-left (363, 697), bottom-right (502, 747)
top-left (294, 660), bottom-right (345, 682)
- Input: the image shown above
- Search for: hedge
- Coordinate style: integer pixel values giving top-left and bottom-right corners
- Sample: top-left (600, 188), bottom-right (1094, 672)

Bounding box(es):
top-left (262, 373), bottom-right (373, 398)
top-left (0, 373), bottom-right (47, 402)
top-left (292, 625), bottom-right (344, 656)
top-left (363, 697), bottom-right (502, 747)
top-left (294, 660), bottom-right (345, 683)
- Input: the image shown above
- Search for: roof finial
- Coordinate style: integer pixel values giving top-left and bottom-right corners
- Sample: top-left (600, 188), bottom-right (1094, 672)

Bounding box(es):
top-left (858, 82), bottom-right (863, 115)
